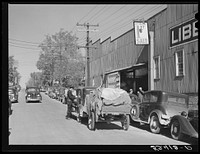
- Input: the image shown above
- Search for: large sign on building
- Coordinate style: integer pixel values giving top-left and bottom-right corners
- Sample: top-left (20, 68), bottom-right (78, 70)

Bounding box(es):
top-left (169, 18), bottom-right (198, 48)
top-left (134, 21), bottom-right (149, 45)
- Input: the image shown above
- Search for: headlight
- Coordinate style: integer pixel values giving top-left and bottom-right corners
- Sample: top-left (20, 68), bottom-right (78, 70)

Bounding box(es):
top-left (27, 94), bottom-right (31, 97)
top-left (37, 94), bottom-right (41, 97)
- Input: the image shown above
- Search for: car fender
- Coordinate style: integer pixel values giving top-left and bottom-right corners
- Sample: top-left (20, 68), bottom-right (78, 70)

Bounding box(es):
top-left (171, 115), bottom-right (198, 138)
top-left (148, 109), bottom-right (170, 125)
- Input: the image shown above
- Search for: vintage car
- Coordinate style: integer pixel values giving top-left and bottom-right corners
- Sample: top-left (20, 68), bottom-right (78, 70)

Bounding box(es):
top-left (25, 87), bottom-right (42, 103)
top-left (56, 87), bottom-right (65, 103)
top-left (69, 86), bottom-right (98, 122)
top-left (188, 109), bottom-right (198, 133)
top-left (9, 96), bottom-right (12, 116)
top-left (130, 90), bottom-right (198, 141)
top-left (8, 87), bottom-right (18, 103)
top-left (47, 88), bottom-right (55, 99)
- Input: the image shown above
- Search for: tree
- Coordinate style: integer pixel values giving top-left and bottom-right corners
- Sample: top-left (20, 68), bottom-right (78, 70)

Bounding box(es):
top-left (26, 72), bottom-right (42, 87)
top-left (9, 56), bottom-right (21, 85)
top-left (36, 29), bottom-right (85, 87)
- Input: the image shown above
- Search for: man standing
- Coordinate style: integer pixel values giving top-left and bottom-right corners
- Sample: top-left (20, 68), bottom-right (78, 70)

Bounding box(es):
top-left (65, 86), bottom-right (77, 119)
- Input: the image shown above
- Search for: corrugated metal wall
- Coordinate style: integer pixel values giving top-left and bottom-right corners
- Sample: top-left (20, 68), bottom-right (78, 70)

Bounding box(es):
top-left (151, 4), bottom-right (198, 93)
top-left (88, 4), bottom-right (198, 94)
top-left (89, 30), bottom-right (145, 87)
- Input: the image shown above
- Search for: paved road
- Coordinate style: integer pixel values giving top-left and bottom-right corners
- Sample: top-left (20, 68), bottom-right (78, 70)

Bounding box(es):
top-left (9, 90), bottom-right (191, 146)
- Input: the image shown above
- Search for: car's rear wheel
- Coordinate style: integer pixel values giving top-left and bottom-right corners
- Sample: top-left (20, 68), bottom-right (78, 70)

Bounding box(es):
top-left (150, 115), bottom-right (161, 134)
top-left (170, 119), bottom-right (183, 140)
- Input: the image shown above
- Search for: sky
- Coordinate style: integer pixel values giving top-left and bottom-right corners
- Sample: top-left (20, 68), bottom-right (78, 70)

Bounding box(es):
top-left (8, 3), bottom-right (168, 88)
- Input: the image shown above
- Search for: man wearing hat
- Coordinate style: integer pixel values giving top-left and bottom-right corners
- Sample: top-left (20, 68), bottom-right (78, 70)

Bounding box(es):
top-left (66, 86), bottom-right (77, 119)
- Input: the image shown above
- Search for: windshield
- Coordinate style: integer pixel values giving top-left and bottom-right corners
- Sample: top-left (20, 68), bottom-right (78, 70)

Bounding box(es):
top-left (9, 89), bottom-right (14, 94)
top-left (27, 88), bottom-right (39, 92)
top-left (143, 93), bottom-right (158, 103)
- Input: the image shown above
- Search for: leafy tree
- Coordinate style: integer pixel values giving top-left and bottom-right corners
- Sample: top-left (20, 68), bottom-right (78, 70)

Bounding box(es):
top-left (26, 72), bottom-right (43, 87)
top-left (36, 29), bottom-right (85, 87)
top-left (9, 56), bottom-right (21, 85)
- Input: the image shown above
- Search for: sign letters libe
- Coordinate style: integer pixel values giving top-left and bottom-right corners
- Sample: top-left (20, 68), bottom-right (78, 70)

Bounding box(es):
top-left (170, 18), bottom-right (198, 48)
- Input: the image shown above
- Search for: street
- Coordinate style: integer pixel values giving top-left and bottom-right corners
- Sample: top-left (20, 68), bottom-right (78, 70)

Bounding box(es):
top-left (8, 90), bottom-right (193, 146)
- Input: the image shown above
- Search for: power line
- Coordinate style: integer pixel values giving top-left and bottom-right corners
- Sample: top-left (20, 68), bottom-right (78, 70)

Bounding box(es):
top-left (9, 38), bottom-right (41, 45)
top-left (90, 5), bottom-right (164, 42)
top-left (71, 5), bottom-right (98, 32)
top-left (86, 5), bottom-right (107, 23)
top-left (97, 5), bottom-right (127, 24)
top-left (91, 5), bottom-right (148, 39)
top-left (9, 44), bottom-right (41, 51)
top-left (77, 5), bottom-right (146, 43)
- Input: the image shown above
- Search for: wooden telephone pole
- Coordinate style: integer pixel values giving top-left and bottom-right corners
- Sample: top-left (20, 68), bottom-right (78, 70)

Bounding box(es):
top-left (76, 22), bottom-right (99, 86)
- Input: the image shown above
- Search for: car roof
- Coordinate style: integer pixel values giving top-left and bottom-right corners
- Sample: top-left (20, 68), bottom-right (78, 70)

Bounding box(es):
top-left (144, 90), bottom-right (189, 98)
top-left (26, 86), bottom-right (39, 89)
top-left (76, 86), bottom-right (98, 89)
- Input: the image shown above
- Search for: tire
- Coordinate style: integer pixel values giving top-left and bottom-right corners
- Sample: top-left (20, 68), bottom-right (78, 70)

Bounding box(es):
top-left (88, 111), bottom-right (95, 130)
top-left (130, 105), bottom-right (139, 121)
top-left (77, 106), bottom-right (81, 123)
top-left (122, 115), bottom-right (130, 131)
top-left (170, 119), bottom-right (183, 140)
top-left (149, 115), bottom-right (161, 134)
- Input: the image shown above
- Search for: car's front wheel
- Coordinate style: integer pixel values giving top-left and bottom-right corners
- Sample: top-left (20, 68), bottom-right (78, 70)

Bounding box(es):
top-left (88, 111), bottom-right (95, 131)
top-left (170, 119), bottom-right (183, 140)
top-left (149, 115), bottom-right (161, 134)
top-left (121, 115), bottom-right (130, 131)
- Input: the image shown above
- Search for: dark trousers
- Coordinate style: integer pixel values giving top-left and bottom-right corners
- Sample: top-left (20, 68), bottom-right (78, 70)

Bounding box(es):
top-left (66, 99), bottom-right (72, 117)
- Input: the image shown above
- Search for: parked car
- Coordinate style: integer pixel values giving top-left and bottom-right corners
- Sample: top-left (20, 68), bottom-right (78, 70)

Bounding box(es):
top-left (8, 96), bottom-right (12, 116)
top-left (68, 86), bottom-right (97, 123)
top-left (56, 87), bottom-right (65, 103)
top-left (188, 109), bottom-right (198, 133)
top-left (130, 90), bottom-right (198, 141)
top-left (25, 87), bottom-right (42, 103)
top-left (48, 89), bottom-right (57, 99)
top-left (8, 87), bottom-right (18, 103)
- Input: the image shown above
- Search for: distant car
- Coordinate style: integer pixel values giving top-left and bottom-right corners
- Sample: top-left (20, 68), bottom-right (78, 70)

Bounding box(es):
top-left (130, 90), bottom-right (198, 141)
top-left (48, 89), bottom-right (56, 99)
top-left (8, 87), bottom-right (18, 103)
top-left (25, 87), bottom-right (42, 103)
top-left (8, 96), bottom-right (12, 116)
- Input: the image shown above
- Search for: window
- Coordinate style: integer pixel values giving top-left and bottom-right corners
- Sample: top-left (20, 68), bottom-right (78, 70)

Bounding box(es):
top-left (154, 56), bottom-right (160, 79)
top-left (143, 93), bottom-right (158, 103)
top-left (175, 50), bottom-right (185, 77)
top-left (168, 95), bottom-right (186, 105)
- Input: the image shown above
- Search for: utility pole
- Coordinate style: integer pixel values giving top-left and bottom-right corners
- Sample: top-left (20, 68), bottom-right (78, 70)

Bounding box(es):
top-left (76, 22), bottom-right (99, 86)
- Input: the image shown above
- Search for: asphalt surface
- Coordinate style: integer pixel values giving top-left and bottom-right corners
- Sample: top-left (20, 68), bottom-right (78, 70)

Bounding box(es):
top-left (9, 90), bottom-right (193, 146)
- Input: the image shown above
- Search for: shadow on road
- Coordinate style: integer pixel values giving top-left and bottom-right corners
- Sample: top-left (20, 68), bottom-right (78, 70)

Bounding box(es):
top-left (26, 101), bottom-right (42, 103)
top-left (129, 119), bottom-right (198, 145)
top-left (69, 114), bottom-right (124, 130)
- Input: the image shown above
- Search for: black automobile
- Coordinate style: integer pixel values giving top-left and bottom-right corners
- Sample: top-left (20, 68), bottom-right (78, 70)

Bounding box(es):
top-left (8, 87), bottom-right (18, 103)
top-left (9, 96), bottom-right (12, 116)
top-left (25, 87), bottom-right (42, 103)
top-left (130, 90), bottom-right (198, 141)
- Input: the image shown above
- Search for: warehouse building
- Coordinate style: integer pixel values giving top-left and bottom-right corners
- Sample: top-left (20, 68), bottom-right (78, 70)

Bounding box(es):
top-left (88, 4), bottom-right (198, 105)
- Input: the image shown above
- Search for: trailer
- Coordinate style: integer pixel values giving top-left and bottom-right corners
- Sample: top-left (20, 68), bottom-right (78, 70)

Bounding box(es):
top-left (87, 88), bottom-right (132, 131)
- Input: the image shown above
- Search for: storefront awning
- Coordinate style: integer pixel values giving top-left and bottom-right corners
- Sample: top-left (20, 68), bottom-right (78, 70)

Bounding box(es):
top-left (105, 63), bottom-right (146, 75)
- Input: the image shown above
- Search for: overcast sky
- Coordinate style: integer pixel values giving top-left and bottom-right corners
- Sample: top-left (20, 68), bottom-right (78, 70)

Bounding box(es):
top-left (8, 3), bottom-right (168, 88)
